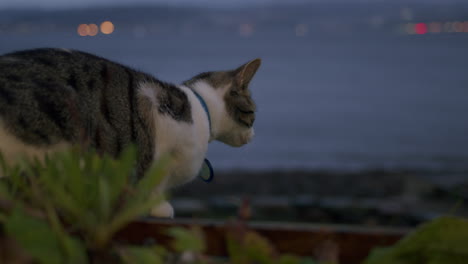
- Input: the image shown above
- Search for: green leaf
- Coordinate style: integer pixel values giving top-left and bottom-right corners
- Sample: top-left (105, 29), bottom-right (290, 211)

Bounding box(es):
top-left (105, 147), bottom-right (133, 209)
top-left (364, 217), bottom-right (468, 264)
top-left (167, 227), bottom-right (205, 253)
top-left (108, 194), bottom-right (164, 237)
top-left (62, 236), bottom-right (88, 264)
top-left (0, 180), bottom-right (11, 200)
top-left (98, 176), bottom-right (111, 222)
top-left (227, 230), bottom-right (276, 264)
top-left (4, 208), bottom-right (64, 264)
top-left (277, 255), bottom-right (302, 264)
top-left (133, 154), bottom-right (170, 201)
top-left (38, 167), bottom-right (86, 224)
top-left (118, 246), bottom-right (165, 264)
top-left (227, 235), bottom-right (249, 264)
top-left (244, 231), bottom-right (276, 264)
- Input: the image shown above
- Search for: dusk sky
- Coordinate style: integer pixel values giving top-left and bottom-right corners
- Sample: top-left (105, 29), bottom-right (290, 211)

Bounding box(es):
top-left (0, 0), bottom-right (455, 10)
top-left (0, 0), bottom-right (278, 9)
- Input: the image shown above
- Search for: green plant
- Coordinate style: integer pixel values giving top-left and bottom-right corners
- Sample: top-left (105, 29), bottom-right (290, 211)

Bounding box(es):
top-left (0, 146), bottom-right (169, 263)
top-left (0, 147), bottom-right (322, 264)
top-left (364, 216), bottom-right (468, 264)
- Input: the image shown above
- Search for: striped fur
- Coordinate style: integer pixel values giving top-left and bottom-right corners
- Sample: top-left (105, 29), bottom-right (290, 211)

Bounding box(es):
top-left (0, 48), bottom-right (261, 217)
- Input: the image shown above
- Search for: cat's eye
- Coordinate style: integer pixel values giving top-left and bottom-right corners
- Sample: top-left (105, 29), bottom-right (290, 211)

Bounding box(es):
top-left (230, 90), bottom-right (239, 96)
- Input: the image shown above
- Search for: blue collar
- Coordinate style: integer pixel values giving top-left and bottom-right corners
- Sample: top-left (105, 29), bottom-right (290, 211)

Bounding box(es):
top-left (191, 89), bottom-right (214, 183)
top-left (192, 89), bottom-right (212, 134)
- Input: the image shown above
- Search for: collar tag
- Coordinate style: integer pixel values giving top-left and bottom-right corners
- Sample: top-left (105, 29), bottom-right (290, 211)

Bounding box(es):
top-left (198, 158), bottom-right (214, 183)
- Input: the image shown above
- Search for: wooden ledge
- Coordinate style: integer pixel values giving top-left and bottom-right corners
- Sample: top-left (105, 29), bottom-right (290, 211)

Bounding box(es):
top-left (116, 218), bottom-right (410, 264)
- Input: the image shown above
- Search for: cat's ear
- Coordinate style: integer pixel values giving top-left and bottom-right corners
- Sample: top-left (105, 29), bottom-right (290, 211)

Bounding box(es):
top-left (234, 58), bottom-right (261, 88)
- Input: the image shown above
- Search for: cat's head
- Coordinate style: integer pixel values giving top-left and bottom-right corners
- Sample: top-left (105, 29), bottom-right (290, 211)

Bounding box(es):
top-left (183, 58), bottom-right (261, 147)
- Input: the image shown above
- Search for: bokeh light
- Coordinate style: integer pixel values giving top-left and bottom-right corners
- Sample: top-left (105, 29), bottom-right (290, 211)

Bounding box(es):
top-left (428, 22), bottom-right (442, 33)
top-left (402, 20), bottom-right (468, 35)
top-left (88, 24), bottom-right (99, 36)
top-left (443, 22), bottom-right (454, 33)
top-left (463, 22), bottom-right (468, 33)
top-left (415, 23), bottom-right (427, 35)
top-left (404, 23), bottom-right (415, 35)
top-left (454, 22), bottom-right (464, 33)
top-left (77, 24), bottom-right (89, 36)
top-left (100, 21), bottom-right (114, 34)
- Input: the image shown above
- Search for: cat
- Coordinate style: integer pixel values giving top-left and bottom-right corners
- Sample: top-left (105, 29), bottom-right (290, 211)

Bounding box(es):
top-left (0, 48), bottom-right (260, 217)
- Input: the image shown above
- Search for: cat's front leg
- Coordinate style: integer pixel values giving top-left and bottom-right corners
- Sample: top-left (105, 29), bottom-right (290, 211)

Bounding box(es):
top-left (147, 174), bottom-right (174, 218)
top-left (150, 200), bottom-right (174, 218)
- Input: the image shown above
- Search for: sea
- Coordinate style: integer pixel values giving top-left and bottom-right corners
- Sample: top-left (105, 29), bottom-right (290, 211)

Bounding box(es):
top-left (0, 5), bottom-right (467, 182)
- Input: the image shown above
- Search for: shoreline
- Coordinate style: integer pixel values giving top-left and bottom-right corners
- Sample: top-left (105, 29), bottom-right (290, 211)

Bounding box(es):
top-left (172, 169), bottom-right (468, 227)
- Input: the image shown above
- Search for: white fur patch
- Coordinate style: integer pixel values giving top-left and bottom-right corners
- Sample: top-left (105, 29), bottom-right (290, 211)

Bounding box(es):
top-left (137, 82), bottom-right (210, 189)
top-left (138, 82), bottom-right (158, 105)
top-left (185, 81), bottom-right (226, 142)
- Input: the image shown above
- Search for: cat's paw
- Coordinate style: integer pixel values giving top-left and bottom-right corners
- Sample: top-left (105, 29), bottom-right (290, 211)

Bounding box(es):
top-left (150, 201), bottom-right (174, 218)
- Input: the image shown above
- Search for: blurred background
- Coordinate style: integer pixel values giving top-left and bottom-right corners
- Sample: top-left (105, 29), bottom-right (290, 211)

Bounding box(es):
top-left (1, 0), bottom-right (467, 226)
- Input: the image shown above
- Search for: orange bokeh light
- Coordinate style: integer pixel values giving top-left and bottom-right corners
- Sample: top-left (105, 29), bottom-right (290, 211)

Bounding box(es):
top-left (463, 22), bottom-right (468, 33)
top-left (88, 24), bottom-right (99, 36)
top-left (77, 24), bottom-right (89, 36)
top-left (100, 21), bottom-right (114, 34)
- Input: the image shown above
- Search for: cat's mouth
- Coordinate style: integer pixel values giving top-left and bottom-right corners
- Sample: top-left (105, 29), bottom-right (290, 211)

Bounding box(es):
top-left (236, 107), bottom-right (254, 115)
top-left (239, 120), bottom-right (253, 128)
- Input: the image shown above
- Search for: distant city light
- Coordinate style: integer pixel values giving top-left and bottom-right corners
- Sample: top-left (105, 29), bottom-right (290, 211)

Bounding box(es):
top-left (454, 22), bottom-right (464, 33)
top-left (295, 24), bottom-right (308, 37)
top-left (77, 24), bottom-right (89, 36)
top-left (415, 23), bottom-right (427, 34)
top-left (428, 22), bottom-right (442, 33)
top-left (444, 22), bottom-right (454, 33)
top-left (100, 21), bottom-right (114, 35)
top-left (464, 22), bottom-right (468, 33)
top-left (77, 21), bottom-right (114, 36)
top-left (404, 23), bottom-right (415, 34)
top-left (402, 21), bottom-right (468, 35)
top-left (239, 23), bottom-right (254, 37)
top-left (88, 24), bottom-right (99, 36)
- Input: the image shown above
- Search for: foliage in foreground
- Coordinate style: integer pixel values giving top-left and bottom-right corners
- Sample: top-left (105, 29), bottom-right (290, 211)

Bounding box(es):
top-left (0, 148), bottom-right (318, 264)
top-left (364, 216), bottom-right (468, 264)
top-left (0, 147), bottom-right (170, 263)
top-left (1, 147), bottom-right (466, 264)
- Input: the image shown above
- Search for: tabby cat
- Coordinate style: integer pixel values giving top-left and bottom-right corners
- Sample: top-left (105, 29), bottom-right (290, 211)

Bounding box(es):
top-left (0, 48), bottom-right (260, 217)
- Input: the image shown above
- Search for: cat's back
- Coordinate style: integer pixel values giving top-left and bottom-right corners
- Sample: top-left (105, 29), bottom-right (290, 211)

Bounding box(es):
top-left (0, 48), bottom-right (134, 85)
top-left (0, 48), bottom-right (139, 97)
top-left (0, 48), bottom-right (148, 163)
